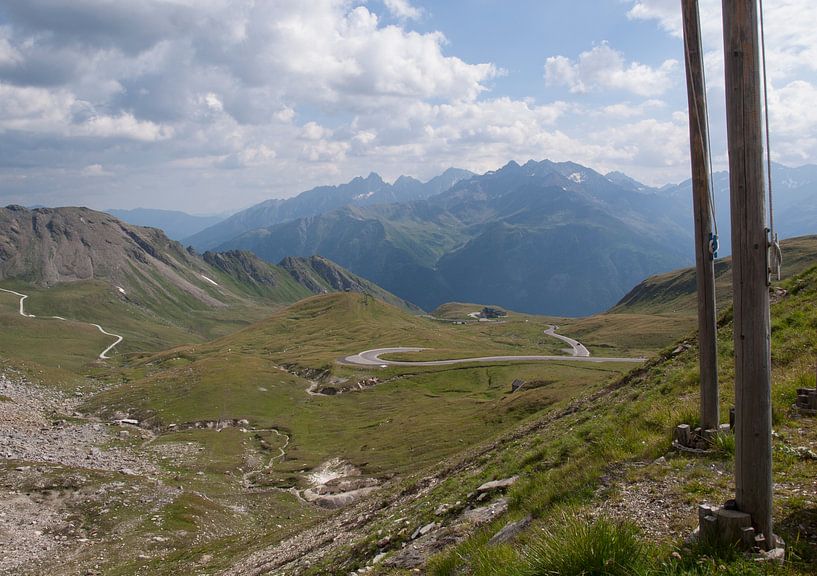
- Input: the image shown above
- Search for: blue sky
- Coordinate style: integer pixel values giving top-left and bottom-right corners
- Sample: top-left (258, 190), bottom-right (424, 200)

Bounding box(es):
top-left (0, 0), bottom-right (815, 213)
top-left (413, 1), bottom-right (677, 99)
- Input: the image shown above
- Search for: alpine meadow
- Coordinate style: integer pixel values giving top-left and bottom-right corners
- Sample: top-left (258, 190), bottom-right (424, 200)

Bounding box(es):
top-left (1, 1), bottom-right (817, 575)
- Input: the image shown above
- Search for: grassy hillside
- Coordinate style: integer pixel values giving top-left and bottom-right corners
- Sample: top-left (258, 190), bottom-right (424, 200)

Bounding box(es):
top-left (0, 288), bottom-right (113, 372)
top-left (0, 206), bottom-right (427, 372)
top-left (298, 263), bottom-right (816, 575)
top-left (10, 260), bottom-right (817, 575)
top-left (613, 235), bottom-right (817, 315)
top-left (0, 278), bottom-right (282, 367)
top-left (12, 292), bottom-right (660, 575)
top-left (278, 255), bottom-right (421, 313)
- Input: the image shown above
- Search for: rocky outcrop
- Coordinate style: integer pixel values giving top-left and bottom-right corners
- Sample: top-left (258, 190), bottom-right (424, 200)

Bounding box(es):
top-left (278, 255), bottom-right (422, 312)
top-left (300, 459), bottom-right (380, 509)
top-left (202, 250), bottom-right (283, 288)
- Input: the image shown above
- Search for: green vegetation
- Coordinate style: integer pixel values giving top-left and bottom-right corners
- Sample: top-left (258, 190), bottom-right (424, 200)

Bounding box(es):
top-left (15, 288), bottom-right (669, 575)
top-left (6, 249), bottom-right (817, 575)
top-left (85, 294), bottom-right (636, 476)
top-left (0, 286), bottom-right (114, 371)
top-left (612, 235), bottom-right (817, 316)
top-left (418, 264), bottom-right (817, 576)
top-left (430, 516), bottom-right (650, 576)
top-left (563, 312), bottom-right (696, 357)
top-left (0, 278), bottom-right (283, 370)
top-left (428, 515), bottom-right (790, 576)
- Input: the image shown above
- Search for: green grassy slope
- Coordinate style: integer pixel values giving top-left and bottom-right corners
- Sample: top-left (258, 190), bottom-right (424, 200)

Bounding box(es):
top-left (194, 293), bottom-right (576, 368)
top-left (612, 235), bottom-right (817, 315)
top-left (1, 207), bottom-right (424, 371)
top-left (165, 263), bottom-right (815, 576)
top-left (375, 264), bottom-right (817, 576)
top-left (0, 288), bottom-right (113, 372)
top-left (17, 261), bottom-right (817, 575)
top-left (56, 293), bottom-right (655, 574)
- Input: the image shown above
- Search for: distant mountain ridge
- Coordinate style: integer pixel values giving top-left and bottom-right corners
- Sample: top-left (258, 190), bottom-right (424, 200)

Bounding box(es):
top-left (0, 206), bottom-right (418, 318)
top-left (611, 235), bottom-right (817, 316)
top-left (107, 208), bottom-right (228, 241)
top-left (278, 255), bottom-right (422, 312)
top-left (655, 161), bottom-right (817, 256)
top-left (197, 158), bottom-right (817, 316)
top-left (186, 168), bottom-right (474, 250)
top-left (215, 159), bottom-right (695, 316)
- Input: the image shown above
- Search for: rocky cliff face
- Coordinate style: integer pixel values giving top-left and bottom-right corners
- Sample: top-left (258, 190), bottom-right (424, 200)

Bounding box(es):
top-left (202, 250), bottom-right (284, 288)
top-left (278, 255), bottom-right (422, 312)
top-left (1, 205), bottom-right (232, 306)
top-left (0, 205), bottom-right (419, 313)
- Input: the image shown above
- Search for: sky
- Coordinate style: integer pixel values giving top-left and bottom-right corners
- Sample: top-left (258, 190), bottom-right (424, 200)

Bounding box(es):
top-left (0, 0), bottom-right (815, 213)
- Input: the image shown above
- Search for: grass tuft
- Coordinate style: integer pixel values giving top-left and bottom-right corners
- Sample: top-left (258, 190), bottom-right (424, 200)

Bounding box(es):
top-left (523, 515), bottom-right (651, 576)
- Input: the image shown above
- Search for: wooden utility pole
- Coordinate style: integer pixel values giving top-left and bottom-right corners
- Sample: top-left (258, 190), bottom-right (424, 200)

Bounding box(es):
top-left (682, 0), bottom-right (719, 431)
top-left (722, 0), bottom-right (775, 548)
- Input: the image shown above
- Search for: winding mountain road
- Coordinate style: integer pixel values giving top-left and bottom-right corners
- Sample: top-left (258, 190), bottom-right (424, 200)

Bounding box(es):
top-left (544, 324), bottom-right (590, 357)
top-left (341, 325), bottom-right (644, 367)
top-left (0, 287), bottom-right (124, 360)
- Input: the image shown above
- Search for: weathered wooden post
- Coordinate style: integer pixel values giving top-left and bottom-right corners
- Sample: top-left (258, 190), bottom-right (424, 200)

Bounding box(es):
top-left (681, 0), bottom-right (719, 432)
top-left (722, 0), bottom-right (775, 549)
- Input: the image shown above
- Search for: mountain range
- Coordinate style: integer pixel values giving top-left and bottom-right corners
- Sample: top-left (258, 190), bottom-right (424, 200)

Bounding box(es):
top-left (660, 162), bottom-right (817, 256)
top-left (186, 167), bottom-right (474, 251)
top-left (178, 159), bottom-right (816, 316)
top-left (189, 160), bottom-right (691, 315)
top-left (0, 205), bottom-right (417, 346)
top-left (107, 208), bottom-right (228, 241)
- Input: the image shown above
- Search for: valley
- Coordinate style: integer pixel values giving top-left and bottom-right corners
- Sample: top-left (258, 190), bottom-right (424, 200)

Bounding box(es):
top-left (2, 204), bottom-right (816, 576)
top-left (0, 264), bottom-right (685, 575)
top-left (2, 236), bottom-right (815, 574)
top-left (4, 2), bottom-right (817, 574)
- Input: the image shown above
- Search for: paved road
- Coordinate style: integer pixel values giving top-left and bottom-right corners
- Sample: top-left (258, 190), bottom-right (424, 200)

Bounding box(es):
top-left (342, 325), bottom-right (644, 367)
top-left (90, 323), bottom-right (124, 360)
top-left (0, 287), bottom-right (124, 360)
top-left (544, 324), bottom-right (590, 357)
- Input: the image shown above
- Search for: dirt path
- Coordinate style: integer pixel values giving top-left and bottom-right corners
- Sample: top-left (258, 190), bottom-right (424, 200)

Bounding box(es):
top-left (0, 287), bottom-right (124, 360)
top-left (242, 428), bottom-right (290, 488)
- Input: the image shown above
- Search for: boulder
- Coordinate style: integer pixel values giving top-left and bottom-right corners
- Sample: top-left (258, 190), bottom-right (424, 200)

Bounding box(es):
top-left (476, 476), bottom-right (518, 493)
top-left (488, 515), bottom-right (532, 545)
top-left (411, 522), bottom-right (436, 540)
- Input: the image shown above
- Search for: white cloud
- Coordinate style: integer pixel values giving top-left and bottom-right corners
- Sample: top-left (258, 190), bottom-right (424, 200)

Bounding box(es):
top-left (600, 99), bottom-right (666, 119)
top-left (0, 84), bottom-right (74, 132)
top-left (261, 3), bottom-right (497, 105)
top-left (301, 122), bottom-right (331, 141)
top-left (0, 29), bottom-right (23, 66)
top-left (628, 0), bottom-right (684, 37)
top-left (768, 80), bottom-right (817, 162)
top-left (545, 42), bottom-right (678, 97)
top-left (628, 0), bottom-right (817, 83)
top-left (81, 164), bottom-right (111, 176)
top-left (77, 113), bottom-right (174, 141)
top-left (383, 0), bottom-right (423, 21)
top-left (0, 83), bottom-right (173, 141)
top-left (204, 93), bottom-right (224, 112)
top-left (1, 0), bottom-right (816, 210)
